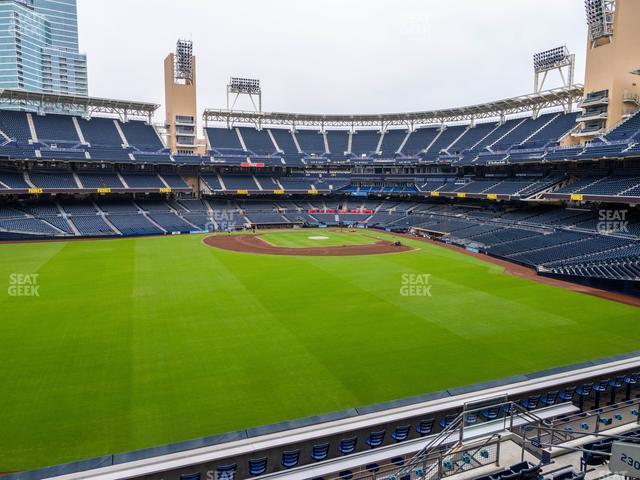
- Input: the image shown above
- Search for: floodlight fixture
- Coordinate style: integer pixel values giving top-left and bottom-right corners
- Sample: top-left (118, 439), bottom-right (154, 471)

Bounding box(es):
top-left (175, 39), bottom-right (193, 85)
top-left (533, 46), bottom-right (572, 73)
top-left (585, 0), bottom-right (615, 43)
top-left (226, 77), bottom-right (263, 118)
top-left (229, 77), bottom-right (261, 95)
top-left (532, 47), bottom-right (575, 107)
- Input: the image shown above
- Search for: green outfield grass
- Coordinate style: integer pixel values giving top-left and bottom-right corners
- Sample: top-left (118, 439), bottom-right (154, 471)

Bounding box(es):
top-left (0, 229), bottom-right (638, 471)
top-left (258, 229), bottom-right (377, 248)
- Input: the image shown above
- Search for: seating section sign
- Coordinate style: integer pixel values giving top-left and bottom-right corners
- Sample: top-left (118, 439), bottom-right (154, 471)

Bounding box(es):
top-left (611, 442), bottom-right (640, 478)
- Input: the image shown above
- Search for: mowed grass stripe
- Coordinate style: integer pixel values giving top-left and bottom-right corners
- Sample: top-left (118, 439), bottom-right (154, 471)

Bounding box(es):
top-left (0, 239), bottom-right (138, 463)
top-left (0, 231), bottom-right (638, 470)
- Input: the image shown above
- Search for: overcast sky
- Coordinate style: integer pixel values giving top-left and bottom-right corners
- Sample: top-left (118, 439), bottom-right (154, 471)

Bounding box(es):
top-left (77, 0), bottom-right (588, 120)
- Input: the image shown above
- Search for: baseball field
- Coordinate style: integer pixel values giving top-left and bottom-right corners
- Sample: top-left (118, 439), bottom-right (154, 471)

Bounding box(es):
top-left (1, 229), bottom-right (639, 471)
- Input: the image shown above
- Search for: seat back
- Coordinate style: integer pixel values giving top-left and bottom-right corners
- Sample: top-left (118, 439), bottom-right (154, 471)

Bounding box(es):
top-left (417, 418), bottom-right (435, 435)
top-left (582, 443), bottom-right (609, 466)
top-left (581, 383), bottom-right (594, 394)
top-left (367, 430), bottom-right (386, 447)
top-left (484, 406), bottom-right (501, 419)
top-left (500, 472), bottom-right (521, 480)
top-left (180, 474), bottom-right (201, 480)
top-left (366, 463), bottom-right (380, 473)
top-left (248, 457), bottom-right (268, 476)
top-left (217, 464), bottom-right (237, 480)
top-left (509, 461), bottom-right (530, 473)
top-left (443, 413), bottom-right (457, 426)
top-left (339, 470), bottom-right (353, 480)
top-left (611, 376), bottom-right (624, 388)
top-left (393, 425), bottom-right (411, 441)
top-left (282, 449), bottom-right (300, 469)
top-left (339, 436), bottom-right (357, 455)
top-left (311, 442), bottom-right (330, 461)
top-left (520, 465), bottom-right (541, 480)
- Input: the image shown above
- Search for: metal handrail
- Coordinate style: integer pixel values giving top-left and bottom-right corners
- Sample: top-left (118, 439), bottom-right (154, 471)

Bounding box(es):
top-left (394, 401), bottom-right (550, 479)
top-left (395, 413), bottom-right (466, 478)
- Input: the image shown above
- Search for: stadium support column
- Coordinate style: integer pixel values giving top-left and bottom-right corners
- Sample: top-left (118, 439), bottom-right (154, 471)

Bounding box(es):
top-left (578, 0), bottom-right (640, 140)
top-left (164, 39), bottom-right (205, 155)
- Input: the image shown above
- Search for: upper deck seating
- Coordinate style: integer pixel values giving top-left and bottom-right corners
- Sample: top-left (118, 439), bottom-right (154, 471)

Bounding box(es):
top-left (326, 130), bottom-right (350, 160)
top-left (121, 121), bottom-right (164, 151)
top-left (0, 110), bottom-right (32, 142)
top-left (238, 127), bottom-right (277, 156)
top-left (78, 117), bottom-right (123, 146)
top-left (296, 130), bottom-right (326, 156)
top-left (401, 128), bottom-right (439, 157)
top-left (206, 127), bottom-right (243, 151)
top-left (350, 130), bottom-right (380, 158)
top-left (32, 113), bottom-right (79, 144)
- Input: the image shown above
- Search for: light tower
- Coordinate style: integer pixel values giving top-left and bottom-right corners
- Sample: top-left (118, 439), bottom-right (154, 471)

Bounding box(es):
top-left (533, 46), bottom-right (575, 94)
top-left (164, 39), bottom-right (205, 155)
top-left (576, 0), bottom-right (640, 138)
top-left (532, 46), bottom-right (576, 117)
top-left (227, 77), bottom-right (262, 112)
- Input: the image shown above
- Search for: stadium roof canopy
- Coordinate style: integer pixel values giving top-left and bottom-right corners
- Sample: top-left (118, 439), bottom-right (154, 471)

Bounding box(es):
top-left (0, 89), bottom-right (159, 121)
top-left (204, 85), bottom-right (584, 129)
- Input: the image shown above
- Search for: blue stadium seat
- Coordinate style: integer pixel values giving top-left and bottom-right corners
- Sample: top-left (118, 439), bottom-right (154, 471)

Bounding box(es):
top-left (593, 380), bottom-right (610, 408)
top-left (520, 395), bottom-right (540, 411)
top-left (391, 425), bottom-right (411, 442)
top-left (558, 386), bottom-right (576, 403)
top-left (216, 464), bottom-right (237, 480)
top-left (482, 406), bottom-right (501, 420)
top-left (365, 430), bottom-right (385, 448)
top-left (339, 437), bottom-right (357, 455)
top-left (608, 376), bottom-right (624, 405)
top-left (540, 391), bottom-right (558, 407)
top-left (580, 441), bottom-right (610, 469)
top-left (311, 442), bottom-right (330, 461)
top-left (439, 413), bottom-right (458, 429)
top-left (576, 383), bottom-right (594, 411)
top-left (465, 412), bottom-right (478, 425)
top-left (180, 474), bottom-right (201, 480)
top-left (281, 449), bottom-right (300, 469)
top-left (623, 373), bottom-right (639, 401)
top-left (248, 457), bottom-right (268, 476)
top-left (339, 470), bottom-right (353, 480)
top-left (416, 418), bottom-right (435, 436)
top-left (366, 463), bottom-right (380, 473)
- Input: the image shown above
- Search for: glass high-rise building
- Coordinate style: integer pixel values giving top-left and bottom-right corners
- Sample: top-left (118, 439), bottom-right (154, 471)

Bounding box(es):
top-left (0, 0), bottom-right (88, 95)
